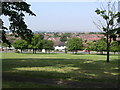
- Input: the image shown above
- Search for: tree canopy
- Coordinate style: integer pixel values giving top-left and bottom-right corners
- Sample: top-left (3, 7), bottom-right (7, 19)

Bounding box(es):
top-left (66, 37), bottom-right (83, 54)
top-left (1, 1), bottom-right (36, 45)
top-left (85, 41), bottom-right (95, 54)
top-left (94, 38), bottom-right (107, 54)
top-left (42, 40), bottom-right (54, 53)
top-left (110, 41), bottom-right (119, 54)
top-left (95, 1), bottom-right (120, 62)
top-left (12, 39), bottom-right (28, 53)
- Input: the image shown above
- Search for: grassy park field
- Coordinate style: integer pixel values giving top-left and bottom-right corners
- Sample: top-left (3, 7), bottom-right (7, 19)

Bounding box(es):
top-left (2, 53), bottom-right (119, 88)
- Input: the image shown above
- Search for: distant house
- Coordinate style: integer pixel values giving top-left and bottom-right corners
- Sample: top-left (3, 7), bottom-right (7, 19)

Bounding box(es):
top-left (76, 34), bottom-right (104, 41)
top-left (54, 41), bottom-right (66, 51)
top-left (87, 37), bottom-right (101, 41)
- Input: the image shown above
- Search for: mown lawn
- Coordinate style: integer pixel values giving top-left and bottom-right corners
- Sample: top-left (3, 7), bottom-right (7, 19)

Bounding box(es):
top-left (1, 53), bottom-right (119, 88)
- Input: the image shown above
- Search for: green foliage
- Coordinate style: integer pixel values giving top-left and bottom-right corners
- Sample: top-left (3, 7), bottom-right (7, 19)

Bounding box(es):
top-left (110, 41), bottom-right (119, 53)
top-left (42, 40), bottom-right (54, 51)
top-left (95, 5), bottom-right (120, 33)
top-left (94, 38), bottom-right (107, 53)
top-left (95, 2), bottom-right (120, 62)
top-left (60, 33), bottom-right (71, 42)
top-left (13, 39), bottom-right (28, 50)
top-left (38, 34), bottom-right (44, 40)
top-left (63, 33), bottom-right (71, 37)
top-left (86, 41), bottom-right (95, 51)
top-left (1, 1), bottom-right (36, 44)
top-left (2, 43), bottom-right (9, 47)
top-left (0, 19), bottom-right (11, 47)
top-left (37, 40), bottom-right (43, 50)
top-left (66, 37), bottom-right (83, 53)
top-left (31, 35), bottom-right (43, 49)
top-left (54, 33), bottom-right (59, 38)
top-left (60, 35), bottom-right (67, 42)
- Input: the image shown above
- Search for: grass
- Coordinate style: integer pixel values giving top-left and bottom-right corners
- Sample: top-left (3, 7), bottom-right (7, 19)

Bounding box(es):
top-left (1, 53), bottom-right (119, 88)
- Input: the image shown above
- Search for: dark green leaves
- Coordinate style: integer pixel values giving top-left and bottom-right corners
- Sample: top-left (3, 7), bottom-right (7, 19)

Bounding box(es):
top-left (1, 1), bottom-right (36, 44)
top-left (66, 37), bottom-right (83, 51)
top-left (95, 8), bottom-right (101, 14)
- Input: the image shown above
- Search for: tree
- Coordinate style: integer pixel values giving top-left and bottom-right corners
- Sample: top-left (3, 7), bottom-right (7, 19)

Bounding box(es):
top-left (94, 1), bottom-right (120, 62)
top-left (38, 34), bottom-right (44, 40)
top-left (2, 43), bottom-right (9, 53)
top-left (37, 40), bottom-right (43, 51)
top-left (13, 39), bottom-right (28, 53)
top-left (94, 38), bottom-right (107, 55)
top-left (60, 33), bottom-right (71, 42)
top-left (110, 41), bottom-right (119, 55)
top-left (1, 1), bottom-right (36, 45)
top-left (66, 37), bottom-right (83, 54)
top-left (85, 41), bottom-right (94, 54)
top-left (31, 35), bottom-right (43, 54)
top-left (42, 40), bottom-right (54, 54)
top-left (60, 35), bottom-right (67, 42)
top-left (0, 19), bottom-right (11, 47)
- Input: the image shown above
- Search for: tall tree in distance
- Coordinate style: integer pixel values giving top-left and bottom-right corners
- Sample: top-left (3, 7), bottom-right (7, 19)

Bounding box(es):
top-left (42, 40), bottom-right (54, 54)
top-left (110, 41), bottom-right (119, 55)
top-left (13, 39), bottom-right (28, 53)
top-left (94, 1), bottom-right (120, 62)
top-left (66, 37), bottom-right (83, 54)
top-left (94, 37), bottom-right (107, 55)
top-left (85, 41), bottom-right (94, 54)
top-left (1, 0), bottom-right (36, 45)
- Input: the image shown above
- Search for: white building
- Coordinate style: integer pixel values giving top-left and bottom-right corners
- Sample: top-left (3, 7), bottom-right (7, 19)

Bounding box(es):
top-left (54, 41), bottom-right (66, 51)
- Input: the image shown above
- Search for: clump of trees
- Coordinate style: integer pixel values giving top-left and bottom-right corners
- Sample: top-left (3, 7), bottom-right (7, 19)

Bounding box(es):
top-left (94, 38), bottom-right (107, 54)
top-left (13, 34), bottom-right (54, 54)
top-left (85, 37), bottom-right (119, 55)
top-left (60, 33), bottom-right (71, 42)
top-left (13, 39), bottom-right (28, 53)
top-left (42, 40), bottom-right (54, 53)
top-left (66, 37), bottom-right (83, 54)
top-left (85, 41), bottom-right (95, 54)
top-left (110, 41), bottom-right (119, 55)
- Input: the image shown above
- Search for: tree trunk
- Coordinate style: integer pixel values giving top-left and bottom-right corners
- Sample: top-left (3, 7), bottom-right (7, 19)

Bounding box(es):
top-left (21, 49), bottom-right (22, 53)
top-left (33, 49), bottom-right (34, 54)
top-left (75, 50), bottom-right (77, 54)
top-left (72, 51), bottom-right (74, 54)
top-left (35, 49), bottom-right (37, 54)
top-left (106, 35), bottom-right (110, 62)
top-left (49, 50), bottom-right (50, 54)
top-left (89, 51), bottom-right (90, 54)
top-left (6, 47), bottom-right (7, 53)
top-left (65, 48), bottom-right (67, 53)
top-left (45, 50), bottom-right (47, 53)
top-left (100, 51), bottom-right (103, 55)
top-left (114, 52), bottom-right (115, 55)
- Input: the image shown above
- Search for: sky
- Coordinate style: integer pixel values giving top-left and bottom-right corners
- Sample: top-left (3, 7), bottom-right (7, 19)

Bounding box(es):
top-left (2, 2), bottom-right (109, 32)
top-left (25, 2), bottom-right (100, 32)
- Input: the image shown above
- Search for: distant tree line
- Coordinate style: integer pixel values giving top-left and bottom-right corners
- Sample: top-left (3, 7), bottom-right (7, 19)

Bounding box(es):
top-left (66, 37), bottom-right (119, 54)
top-left (4, 36), bottom-right (118, 54)
top-left (12, 34), bottom-right (54, 54)
top-left (85, 37), bottom-right (120, 55)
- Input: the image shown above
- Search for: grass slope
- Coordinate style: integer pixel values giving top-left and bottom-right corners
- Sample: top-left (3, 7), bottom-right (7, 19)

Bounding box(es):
top-left (1, 53), bottom-right (119, 88)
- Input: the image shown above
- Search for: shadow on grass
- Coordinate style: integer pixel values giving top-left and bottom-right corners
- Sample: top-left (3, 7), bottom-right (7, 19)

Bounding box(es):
top-left (2, 58), bottom-right (119, 88)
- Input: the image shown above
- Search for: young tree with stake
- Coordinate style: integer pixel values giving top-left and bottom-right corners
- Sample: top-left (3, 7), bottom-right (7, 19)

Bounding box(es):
top-left (94, 1), bottom-right (120, 62)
